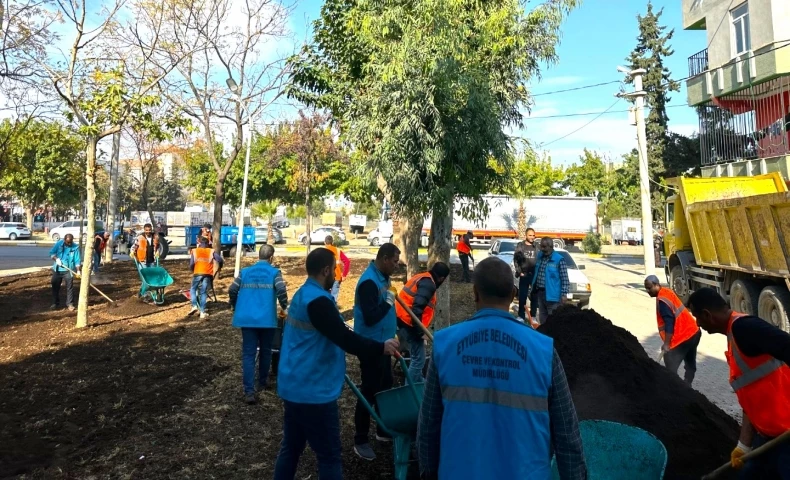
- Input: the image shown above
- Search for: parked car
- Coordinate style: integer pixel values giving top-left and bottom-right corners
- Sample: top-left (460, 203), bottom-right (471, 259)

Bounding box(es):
top-left (0, 222), bottom-right (32, 240)
top-left (272, 218), bottom-right (290, 229)
top-left (298, 226), bottom-right (346, 245)
top-left (484, 239), bottom-right (592, 308)
top-left (50, 220), bottom-right (105, 242)
top-left (255, 226), bottom-right (284, 244)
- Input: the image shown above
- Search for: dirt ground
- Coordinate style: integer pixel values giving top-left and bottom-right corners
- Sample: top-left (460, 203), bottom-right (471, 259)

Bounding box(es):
top-left (0, 256), bottom-right (476, 479)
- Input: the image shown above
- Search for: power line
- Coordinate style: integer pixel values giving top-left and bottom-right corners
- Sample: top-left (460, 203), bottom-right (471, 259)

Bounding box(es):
top-left (706, 0), bottom-right (737, 50)
top-left (535, 98), bottom-right (622, 148)
top-left (531, 80), bottom-right (621, 97)
top-left (525, 103), bottom-right (687, 120)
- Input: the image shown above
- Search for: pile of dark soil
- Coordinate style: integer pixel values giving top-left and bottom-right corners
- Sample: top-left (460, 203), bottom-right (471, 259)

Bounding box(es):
top-left (539, 306), bottom-right (739, 479)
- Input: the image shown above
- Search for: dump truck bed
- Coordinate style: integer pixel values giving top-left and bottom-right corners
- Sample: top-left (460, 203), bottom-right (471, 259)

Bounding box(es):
top-left (678, 173), bottom-right (790, 277)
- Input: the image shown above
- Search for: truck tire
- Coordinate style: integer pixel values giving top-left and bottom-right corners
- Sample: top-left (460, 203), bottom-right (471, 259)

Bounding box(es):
top-left (670, 265), bottom-right (690, 304)
top-left (730, 279), bottom-right (761, 316)
top-left (228, 246), bottom-right (237, 259)
top-left (158, 235), bottom-right (169, 261)
top-left (757, 286), bottom-right (790, 333)
top-left (552, 238), bottom-right (565, 250)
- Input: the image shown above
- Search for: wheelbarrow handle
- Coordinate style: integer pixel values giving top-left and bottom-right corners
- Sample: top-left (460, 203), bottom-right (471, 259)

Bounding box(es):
top-left (344, 374), bottom-right (395, 438)
top-left (702, 429), bottom-right (790, 479)
top-left (394, 350), bottom-right (423, 406)
top-left (395, 295), bottom-right (434, 342)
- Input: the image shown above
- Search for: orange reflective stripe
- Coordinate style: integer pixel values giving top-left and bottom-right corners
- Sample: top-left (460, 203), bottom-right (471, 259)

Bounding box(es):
top-left (656, 288), bottom-right (699, 348)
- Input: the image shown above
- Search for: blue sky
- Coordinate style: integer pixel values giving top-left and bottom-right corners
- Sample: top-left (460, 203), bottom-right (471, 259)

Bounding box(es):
top-left (285, 0), bottom-right (707, 167)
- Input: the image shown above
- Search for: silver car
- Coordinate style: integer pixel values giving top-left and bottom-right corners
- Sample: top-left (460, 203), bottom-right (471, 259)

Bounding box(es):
top-left (0, 222), bottom-right (32, 240)
top-left (255, 226), bottom-right (284, 244)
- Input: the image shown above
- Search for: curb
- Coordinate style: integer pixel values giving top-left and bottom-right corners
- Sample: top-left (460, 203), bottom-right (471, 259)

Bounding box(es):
top-left (0, 241), bottom-right (44, 246)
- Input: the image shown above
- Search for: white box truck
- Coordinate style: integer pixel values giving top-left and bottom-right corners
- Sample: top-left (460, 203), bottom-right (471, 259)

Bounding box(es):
top-left (611, 218), bottom-right (643, 245)
top-left (421, 195), bottom-right (598, 249)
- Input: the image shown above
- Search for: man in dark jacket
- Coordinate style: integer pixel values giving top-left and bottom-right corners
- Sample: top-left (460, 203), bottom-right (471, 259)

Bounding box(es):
top-left (513, 228), bottom-right (538, 321)
top-left (395, 262), bottom-right (450, 382)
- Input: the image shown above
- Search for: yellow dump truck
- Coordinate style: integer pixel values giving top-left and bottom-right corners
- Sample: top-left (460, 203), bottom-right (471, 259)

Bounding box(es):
top-left (664, 172), bottom-right (790, 332)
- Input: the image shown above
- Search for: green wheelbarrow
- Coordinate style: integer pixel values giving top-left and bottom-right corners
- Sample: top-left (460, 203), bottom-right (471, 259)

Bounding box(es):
top-left (345, 352), bottom-right (424, 480)
top-left (134, 259), bottom-right (174, 305)
top-left (551, 420), bottom-right (667, 480)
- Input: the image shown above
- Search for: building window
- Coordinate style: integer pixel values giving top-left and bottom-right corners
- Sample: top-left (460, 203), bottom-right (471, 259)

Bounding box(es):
top-left (731, 2), bottom-right (751, 56)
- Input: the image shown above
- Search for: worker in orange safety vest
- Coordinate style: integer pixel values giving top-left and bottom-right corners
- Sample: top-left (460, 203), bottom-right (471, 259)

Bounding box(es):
top-left (322, 235), bottom-right (347, 304)
top-left (130, 223), bottom-right (162, 268)
top-left (644, 275), bottom-right (701, 384)
top-left (189, 237), bottom-right (224, 319)
top-left (456, 231), bottom-right (473, 283)
top-left (688, 287), bottom-right (790, 478)
top-left (395, 262), bottom-right (450, 382)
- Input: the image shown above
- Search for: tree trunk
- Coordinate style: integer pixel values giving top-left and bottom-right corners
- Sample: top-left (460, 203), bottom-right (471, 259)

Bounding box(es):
top-left (305, 179), bottom-right (311, 255)
top-left (78, 190), bottom-right (85, 253)
top-left (267, 217), bottom-right (275, 244)
top-left (400, 213), bottom-right (422, 278)
top-left (105, 132), bottom-right (120, 263)
top-left (427, 193), bottom-right (453, 330)
top-left (76, 138), bottom-right (98, 328)
top-left (213, 174), bottom-right (226, 257)
top-left (517, 199), bottom-right (527, 238)
top-left (25, 204), bottom-right (34, 230)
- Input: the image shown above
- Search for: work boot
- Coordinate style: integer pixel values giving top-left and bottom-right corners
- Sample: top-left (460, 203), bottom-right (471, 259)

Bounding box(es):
top-left (187, 306), bottom-right (198, 316)
top-left (353, 443), bottom-right (376, 461)
top-left (244, 393), bottom-right (257, 405)
top-left (67, 305), bottom-right (75, 311)
top-left (200, 311), bottom-right (209, 320)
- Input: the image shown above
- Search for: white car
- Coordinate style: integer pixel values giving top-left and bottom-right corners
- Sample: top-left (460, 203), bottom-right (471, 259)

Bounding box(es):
top-left (298, 226), bottom-right (346, 245)
top-left (254, 226), bottom-right (285, 244)
top-left (484, 239), bottom-right (592, 308)
top-left (0, 222), bottom-right (32, 240)
top-left (49, 220), bottom-right (105, 242)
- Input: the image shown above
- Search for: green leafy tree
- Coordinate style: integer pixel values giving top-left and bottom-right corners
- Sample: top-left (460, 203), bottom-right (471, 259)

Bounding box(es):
top-left (625, 2), bottom-right (680, 220)
top-left (664, 131), bottom-right (701, 177)
top-left (289, 0), bottom-right (580, 326)
top-left (563, 149), bottom-right (609, 199)
top-left (496, 149), bottom-right (563, 237)
top-left (0, 119), bottom-right (85, 229)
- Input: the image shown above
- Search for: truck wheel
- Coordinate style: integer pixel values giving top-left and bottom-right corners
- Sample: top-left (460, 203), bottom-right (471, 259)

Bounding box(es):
top-left (670, 265), bottom-right (690, 304)
top-left (730, 279), bottom-right (761, 316)
top-left (552, 238), bottom-right (565, 249)
top-left (228, 246), bottom-right (237, 259)
top-left (757, 286), bottom-right (790, 333)
top-left (158, 235), bottom-right (169, 261)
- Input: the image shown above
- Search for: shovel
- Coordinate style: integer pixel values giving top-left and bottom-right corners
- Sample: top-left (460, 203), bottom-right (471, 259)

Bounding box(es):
top-left (702, 429), bottom-right (790, 479)
top-left (57, 262), bottom-right (118, 307)
top-left (395, 294), bottom-right (434, 342)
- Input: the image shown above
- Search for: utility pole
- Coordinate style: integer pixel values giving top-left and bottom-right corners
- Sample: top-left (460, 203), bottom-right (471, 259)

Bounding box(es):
top-left (618, 67), bottom-right (655, 276)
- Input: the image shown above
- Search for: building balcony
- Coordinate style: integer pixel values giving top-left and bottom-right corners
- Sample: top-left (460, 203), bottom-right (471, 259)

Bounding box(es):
top-left (688, 48), bottom-right (708, 78)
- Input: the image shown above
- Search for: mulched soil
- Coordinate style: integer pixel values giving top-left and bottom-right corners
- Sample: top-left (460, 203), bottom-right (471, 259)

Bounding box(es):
top-left (0, 256), bottom-right (476, 479)
top-left (539, 306), bottom-right (740, 480)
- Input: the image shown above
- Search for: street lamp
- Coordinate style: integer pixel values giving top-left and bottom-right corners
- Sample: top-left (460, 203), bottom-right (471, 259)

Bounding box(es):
top-left (227, 77), bottom-right (254, 278)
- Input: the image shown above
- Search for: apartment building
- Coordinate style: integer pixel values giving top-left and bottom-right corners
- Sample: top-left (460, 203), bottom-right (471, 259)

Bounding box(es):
top-left (683, 0), bottom-right (790, 177)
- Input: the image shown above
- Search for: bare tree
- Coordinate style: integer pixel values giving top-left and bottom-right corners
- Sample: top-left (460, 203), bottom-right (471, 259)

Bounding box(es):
top-left (147, 0), bottom-right (293, 255)
top-left (23, 0), bottom-right (196, 327)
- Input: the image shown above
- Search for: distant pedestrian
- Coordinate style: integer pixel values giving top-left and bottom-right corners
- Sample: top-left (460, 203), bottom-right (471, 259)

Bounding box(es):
top-left (188, 237), bottom-right (223, 319)
top-left (92, 231), bottom-right (110, 274)
top-left (514, 228), bottom-right (538, 321)
top-left (229, 244), bottom-right (289, 405)
top-left (49, 233), bottom-right (81, 311)
top-left (395, 262), bottom-right (450, 382)
top-left (322, 235), bottom-right (346, 303)
top-left (457, 230), bottom-right (474, 283)
top-left (530, 237), bottom-right (569, 324)
top-left (644, 275), bottom-right (701, 385)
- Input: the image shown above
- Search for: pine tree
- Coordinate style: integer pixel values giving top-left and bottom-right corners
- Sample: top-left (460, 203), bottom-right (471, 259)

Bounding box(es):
top-left (626, 2), bottom-right (680, 218)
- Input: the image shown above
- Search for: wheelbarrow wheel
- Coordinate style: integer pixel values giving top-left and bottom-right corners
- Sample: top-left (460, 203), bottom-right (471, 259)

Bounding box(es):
top-left (151, 288), bottom-right (166, 305)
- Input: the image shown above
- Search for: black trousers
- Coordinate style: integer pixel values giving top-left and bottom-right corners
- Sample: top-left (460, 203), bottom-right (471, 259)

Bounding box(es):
top-left (517, 275), bottom-right (537, 319)
top-left (51, 271), bottom-right (74, 306)
top-left (459, 253), bottom-right (471, 282)
top-left (354, 355), bottom-right (393, 444)
top-left (663, 330), bottom-right (702, 385)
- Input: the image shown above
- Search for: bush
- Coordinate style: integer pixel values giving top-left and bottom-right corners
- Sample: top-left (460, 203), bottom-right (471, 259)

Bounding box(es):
top-left (582, 232), bottom-right (602, 254)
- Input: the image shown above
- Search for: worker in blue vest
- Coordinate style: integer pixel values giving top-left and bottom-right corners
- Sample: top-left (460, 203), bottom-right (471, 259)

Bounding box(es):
top-left (352, 242), bottom-right (401, 461)
top-left (274, 248), bottom-right (399, 480)
top-left (229, 244), bottom-right (289, 405)
top-left (418, 257), bottom-right (587, 480)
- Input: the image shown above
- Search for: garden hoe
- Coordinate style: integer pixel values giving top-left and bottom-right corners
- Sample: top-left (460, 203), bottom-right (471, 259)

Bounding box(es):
top-left (57, 262), bottom-right (118, 308)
